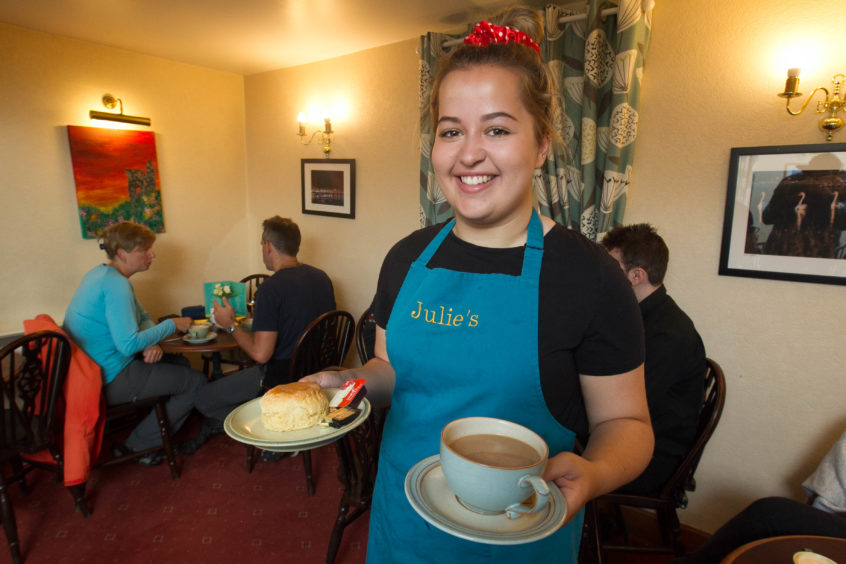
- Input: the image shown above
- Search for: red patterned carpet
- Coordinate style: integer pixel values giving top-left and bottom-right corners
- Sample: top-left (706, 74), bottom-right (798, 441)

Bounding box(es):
top-left (7, 427), bottom-right (368, 564)
top-left (5, 421), bottom-right (704, 564)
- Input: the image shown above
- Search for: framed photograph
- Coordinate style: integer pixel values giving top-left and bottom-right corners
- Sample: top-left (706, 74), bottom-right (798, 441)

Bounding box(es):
top-left (718, 143), bottom-right (846, 286)
top-left (301, 158), bottom-right (355, 219)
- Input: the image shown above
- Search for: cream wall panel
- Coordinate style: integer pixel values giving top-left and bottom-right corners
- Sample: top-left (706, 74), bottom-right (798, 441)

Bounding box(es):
top-left (243, 39), bottom-right (420, 327)
top-left (629, 0), bottom-right (845, 532)
top-left (0, 24), bottom-right (249, 332)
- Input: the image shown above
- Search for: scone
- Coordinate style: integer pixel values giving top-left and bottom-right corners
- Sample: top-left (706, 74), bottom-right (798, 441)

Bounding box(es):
top-left (260, 381), bottom-right (329, 432)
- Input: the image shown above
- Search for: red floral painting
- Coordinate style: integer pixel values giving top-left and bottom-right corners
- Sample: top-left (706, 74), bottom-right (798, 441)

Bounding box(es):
top-left (67, 125), bottom-right (165, 238)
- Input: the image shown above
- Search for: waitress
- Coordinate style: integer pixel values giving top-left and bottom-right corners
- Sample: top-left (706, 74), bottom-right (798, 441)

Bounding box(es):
top-left (305, 6), bottom-right (653, 561)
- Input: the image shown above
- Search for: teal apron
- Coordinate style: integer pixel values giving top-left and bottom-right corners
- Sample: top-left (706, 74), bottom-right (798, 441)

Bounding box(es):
top-left (367, 211), bottom-right (583, 563)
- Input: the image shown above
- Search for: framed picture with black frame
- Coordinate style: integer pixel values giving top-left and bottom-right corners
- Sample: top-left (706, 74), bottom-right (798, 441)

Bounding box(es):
top-left (300, 158), bottom-right (355, 219)
top-left (718, 143), bottom-right (846, 286)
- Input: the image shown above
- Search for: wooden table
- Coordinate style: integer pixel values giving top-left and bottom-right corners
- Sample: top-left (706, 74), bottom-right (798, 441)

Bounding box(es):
top-left (721, 535), bottom-right (846, 563)
top-left (159, 331), bottom-right (240, 380)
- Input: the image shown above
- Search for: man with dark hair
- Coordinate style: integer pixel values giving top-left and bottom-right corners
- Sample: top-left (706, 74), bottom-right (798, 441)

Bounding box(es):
top-left (602, 223), bottom-right (706, 494)
top-left (182, 216), bottom-right (335, 454)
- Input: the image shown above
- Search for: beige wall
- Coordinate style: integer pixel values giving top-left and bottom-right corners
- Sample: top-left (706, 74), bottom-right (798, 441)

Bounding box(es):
top-left (243, 39), bottom-right (421, 319)
top-left (2, 0), bottom-right (844, 536)
top-left (0, 24), bottom-right (250, 332)
top-left (629, 0), bottom-right (845, 531)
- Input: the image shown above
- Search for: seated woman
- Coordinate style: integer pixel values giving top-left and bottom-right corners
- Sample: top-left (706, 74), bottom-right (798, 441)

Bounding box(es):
top-left (64, 222), bottom-right (206, 465)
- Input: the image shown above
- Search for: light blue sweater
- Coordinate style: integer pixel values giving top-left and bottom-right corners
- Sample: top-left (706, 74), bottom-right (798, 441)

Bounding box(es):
top-left (64, 264), bottom-right (175, 383)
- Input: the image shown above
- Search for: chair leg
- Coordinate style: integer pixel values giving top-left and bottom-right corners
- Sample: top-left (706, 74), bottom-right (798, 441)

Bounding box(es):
top-left (579, 500), bottom-right (603, 564)
top-left (246, 445), bottom-right (256, 473)
top-left (614, 503), bottom-right (629, 545)
top-left (0, 475), bottom-right (23, 564)
top-left (8, 458), bottom-right (28, 495)
top-left (303, 451), bottom-right (314, 497)
top-left (66, 484), bottom-right (90, 517)
top-left (153, 401), bottom-right (180, 480)
top-left (655, 506), bottom-right (684, 555)
top-left (663, 507), bottom-right (685, 556)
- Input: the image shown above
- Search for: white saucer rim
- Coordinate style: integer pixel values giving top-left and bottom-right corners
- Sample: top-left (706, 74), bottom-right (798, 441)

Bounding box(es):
top-left (404, 454), bottom-right (567, 545)
top-left (223, 392), bottom-right (371, 449)
top-left (182, 331), bottom-right (218, 344)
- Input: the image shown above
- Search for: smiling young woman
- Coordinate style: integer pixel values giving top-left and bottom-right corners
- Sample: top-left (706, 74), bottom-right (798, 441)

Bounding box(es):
top-left (432, 64), bottom-right (549, 247)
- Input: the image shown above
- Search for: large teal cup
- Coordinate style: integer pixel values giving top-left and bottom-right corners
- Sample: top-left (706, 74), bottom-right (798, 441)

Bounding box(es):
top-left (440, 417), bottom-right (550, 520)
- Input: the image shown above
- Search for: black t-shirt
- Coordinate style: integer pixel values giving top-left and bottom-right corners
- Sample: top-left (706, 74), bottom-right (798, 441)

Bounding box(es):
top-left (252, 264), bottom-right (336, 385)
top-left (374, 221), bottom-right (645, 441)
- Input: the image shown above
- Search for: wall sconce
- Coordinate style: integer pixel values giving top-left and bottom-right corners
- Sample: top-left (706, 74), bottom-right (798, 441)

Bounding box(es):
top-left (297, 112), bottom-right (333, 157)
top-left (89, 93), bottom-right (151, 126)
top-left (777, 70), bottom-right (844, 141)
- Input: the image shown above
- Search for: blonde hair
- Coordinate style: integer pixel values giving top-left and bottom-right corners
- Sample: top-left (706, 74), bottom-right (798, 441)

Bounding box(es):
top-left (429, 5), bottom-right (559, 144)
top-left (99, 222), bottom-right (156, 259)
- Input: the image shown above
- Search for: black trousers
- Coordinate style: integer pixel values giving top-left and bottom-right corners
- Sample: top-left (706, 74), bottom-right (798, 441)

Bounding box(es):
top-left (670, 497), bottom-right (846, 564)
top-left (104, 354), bottom-right (205, 451)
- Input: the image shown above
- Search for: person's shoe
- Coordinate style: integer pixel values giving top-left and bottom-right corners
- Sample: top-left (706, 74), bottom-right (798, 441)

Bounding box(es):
top-left (179, 417), bottom-right (225, 456)
top-left (113, 443), bottom-right (166, 466)
top-left (260, 450), bottom-right (297, 462)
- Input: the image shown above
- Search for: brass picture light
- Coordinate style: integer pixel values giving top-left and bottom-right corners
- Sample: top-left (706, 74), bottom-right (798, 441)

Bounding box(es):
top-left (89, 93), bottom-right (151, 126)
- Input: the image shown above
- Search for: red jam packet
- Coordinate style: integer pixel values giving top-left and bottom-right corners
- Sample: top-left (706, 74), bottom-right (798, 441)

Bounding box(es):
top-left (329, 378), bottom-right (366, 408)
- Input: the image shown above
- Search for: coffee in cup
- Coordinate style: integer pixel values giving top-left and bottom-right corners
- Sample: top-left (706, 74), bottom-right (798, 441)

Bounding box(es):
top-left (188, 322), bottom-right (211, 339)
top-left (440, 417), bottom-right (550, 520)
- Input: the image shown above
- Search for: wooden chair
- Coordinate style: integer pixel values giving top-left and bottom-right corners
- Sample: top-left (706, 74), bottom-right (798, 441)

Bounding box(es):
top-left (246, 310), bottom-right (354, 496)
top-left (241, 273), bottom-right (269, 316)
top-left (322, 305), bottom-right (388, 563)
top-left (354, 304), bottom-right (390, 442)
top-left (0, 331), bottom-right (75, 564)
top-left (580, 358), bottom-right (727, 562)
top-left (97, 396), bottom-right (180, 480)
top-left (355, 306), bottom-right (376, 365)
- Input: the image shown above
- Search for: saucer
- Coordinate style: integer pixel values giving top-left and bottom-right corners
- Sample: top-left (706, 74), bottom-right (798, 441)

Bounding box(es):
top-left (182, 331), bottom-right (217, 344)
top-left (405, 455), bottom-right (566, 545)
top-left (224, 390), bottom-right (370, 452)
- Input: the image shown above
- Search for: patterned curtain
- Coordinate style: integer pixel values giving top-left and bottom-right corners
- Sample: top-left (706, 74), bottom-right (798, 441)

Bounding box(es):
top-left (418, 0), bottom-right (655, 240)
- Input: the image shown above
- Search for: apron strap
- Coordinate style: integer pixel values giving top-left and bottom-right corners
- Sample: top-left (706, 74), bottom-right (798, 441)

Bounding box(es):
top-left (414, 212), bottom-right (545, 281)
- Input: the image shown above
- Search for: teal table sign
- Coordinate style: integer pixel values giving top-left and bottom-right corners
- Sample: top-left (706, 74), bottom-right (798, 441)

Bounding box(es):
top-left (204, 281), bottom-right (247, 317)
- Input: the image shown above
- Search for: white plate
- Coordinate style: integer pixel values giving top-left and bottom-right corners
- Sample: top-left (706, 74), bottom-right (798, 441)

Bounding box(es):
top-left (404, 454), bottom-right (567, 545)
top-left (223, 389), bottom-right (370, 452)
top-left (182, 331), bottom-right (218, 344)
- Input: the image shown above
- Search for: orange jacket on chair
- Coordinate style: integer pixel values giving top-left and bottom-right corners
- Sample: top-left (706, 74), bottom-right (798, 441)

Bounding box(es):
top-left (23, 314), bottom-right (105, 486)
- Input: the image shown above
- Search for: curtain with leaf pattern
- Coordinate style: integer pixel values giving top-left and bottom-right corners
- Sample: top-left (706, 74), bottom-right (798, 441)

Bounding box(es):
top-left (418, 0), bottom-right (655, 241)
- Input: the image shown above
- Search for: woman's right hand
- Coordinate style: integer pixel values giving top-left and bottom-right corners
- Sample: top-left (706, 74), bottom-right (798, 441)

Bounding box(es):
top-left (172, 317), bottom-right (193, 332)
top-left (301, 370), bottom-right (348, 388)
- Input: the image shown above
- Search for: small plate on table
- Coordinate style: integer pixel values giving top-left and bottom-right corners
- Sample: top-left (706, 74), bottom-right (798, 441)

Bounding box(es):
top-left (224, 388), bottom-right (371, 452)
top-left (404, 454), bottom-right (567, 545)
top-left (182, 331), bottom-right (218, 344)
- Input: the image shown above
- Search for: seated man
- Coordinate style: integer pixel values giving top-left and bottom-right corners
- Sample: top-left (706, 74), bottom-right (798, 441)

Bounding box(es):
top-left (602, 223), bottom-right (706, 494)
top-left (182, 216), bottom-right (336, 453)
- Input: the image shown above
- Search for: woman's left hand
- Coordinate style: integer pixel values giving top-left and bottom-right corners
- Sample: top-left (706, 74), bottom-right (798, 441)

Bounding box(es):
top-left (543, 451), bottom-right (597, 526)
top-left (142, 344), bottom-right (163, 364)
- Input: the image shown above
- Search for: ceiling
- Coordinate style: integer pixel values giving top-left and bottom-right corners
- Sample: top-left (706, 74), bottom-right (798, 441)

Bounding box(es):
top-left (0, 0), bottom-right (550, 75)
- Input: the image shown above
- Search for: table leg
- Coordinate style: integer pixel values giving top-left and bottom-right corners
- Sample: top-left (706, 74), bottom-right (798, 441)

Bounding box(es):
top-left (210, 352), bottom-right (224, 380)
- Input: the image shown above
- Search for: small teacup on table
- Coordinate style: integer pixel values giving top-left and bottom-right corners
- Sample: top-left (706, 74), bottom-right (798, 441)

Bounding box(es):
top-left (188, 322), bottom-right (211, 340)
top-left (440, 417), bottom-right (550, 520)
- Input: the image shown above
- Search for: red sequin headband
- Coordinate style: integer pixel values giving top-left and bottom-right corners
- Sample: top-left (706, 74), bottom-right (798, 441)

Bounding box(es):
top-left (463, 20), bottom-right (541, 54)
